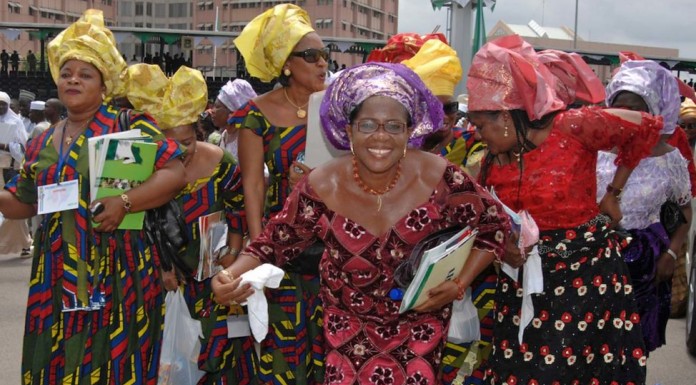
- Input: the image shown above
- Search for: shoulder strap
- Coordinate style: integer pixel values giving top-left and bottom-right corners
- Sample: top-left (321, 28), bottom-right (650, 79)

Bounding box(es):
top-left (117, 108), bottom-right (131, 131)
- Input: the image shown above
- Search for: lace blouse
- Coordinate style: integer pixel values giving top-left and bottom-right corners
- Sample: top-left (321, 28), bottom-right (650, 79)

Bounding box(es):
top-left (596, 149), bottom-right (691, 230)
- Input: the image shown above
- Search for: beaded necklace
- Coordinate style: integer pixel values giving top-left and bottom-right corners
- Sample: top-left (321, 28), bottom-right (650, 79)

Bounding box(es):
top-left (351, 156), bottom-right (402, 212)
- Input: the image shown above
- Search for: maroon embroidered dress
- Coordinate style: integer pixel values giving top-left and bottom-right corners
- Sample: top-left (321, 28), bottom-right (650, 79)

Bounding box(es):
top-left (481, 107), bottom-right (661, 385)
top-left (245, 164), bottom-right (509, 385)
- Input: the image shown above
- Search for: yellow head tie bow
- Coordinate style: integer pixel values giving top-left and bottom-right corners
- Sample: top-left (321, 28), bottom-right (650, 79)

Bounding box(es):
top-left (233, 4), bottom-right (315, 82)
top-left (681, 97), bottom-right (696, 119)
top-left (47, 9), bottom-right (126, 100)
top-left (402, 39), bottom-right (462, 97)
top-left (125, 65), bottom-right (208, 130)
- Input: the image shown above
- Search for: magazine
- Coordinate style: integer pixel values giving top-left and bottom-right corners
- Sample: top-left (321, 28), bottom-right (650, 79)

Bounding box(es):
top-left (88, 130), bottom-right (156, 230)
top-left (399, 227), bottom-right (478, 313)
top-left (196, 211), bottom-right (227, 281)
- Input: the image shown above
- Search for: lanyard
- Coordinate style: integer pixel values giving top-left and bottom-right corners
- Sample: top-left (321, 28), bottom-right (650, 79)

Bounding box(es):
top-left (56, 123), bottom-right (78, 184)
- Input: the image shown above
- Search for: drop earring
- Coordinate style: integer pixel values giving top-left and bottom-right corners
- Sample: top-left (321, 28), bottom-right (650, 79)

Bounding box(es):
top-left (504, 125), bottom-right (509, 137)
top-left (350, 142), bottom-right (355, 155)
top-left (283, 68), bottom-right (291, 77)
top-left (403, 146), bottom-right (407, 158)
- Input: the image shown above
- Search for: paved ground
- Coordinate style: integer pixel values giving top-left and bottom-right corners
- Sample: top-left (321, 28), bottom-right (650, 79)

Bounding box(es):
top-left (1, 251), bottom-right (695, 384)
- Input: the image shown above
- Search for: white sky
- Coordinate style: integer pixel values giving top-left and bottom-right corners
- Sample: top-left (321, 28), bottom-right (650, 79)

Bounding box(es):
top-left (397, 0), bottom-right (696, 62)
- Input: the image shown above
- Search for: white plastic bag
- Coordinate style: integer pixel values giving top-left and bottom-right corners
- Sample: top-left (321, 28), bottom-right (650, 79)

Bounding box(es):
top-left (158, 290), bottom-right (205, 385)
top-left (447, 288), bottom-right (481, 344)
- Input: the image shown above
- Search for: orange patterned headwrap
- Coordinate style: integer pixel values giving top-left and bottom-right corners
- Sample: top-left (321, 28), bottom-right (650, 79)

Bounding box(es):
top-left (366, 32), bottom-right (448, 63)
top-left (467, 35), bottom-right (565, 120)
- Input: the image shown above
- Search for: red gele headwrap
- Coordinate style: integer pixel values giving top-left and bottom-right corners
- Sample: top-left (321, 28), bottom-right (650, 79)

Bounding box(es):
top-left (467, 35), bottom-right (565, 120)
top-left (366, 32), bottom-right (448, 63)
top-left (538, 49), bottom-right (605, 104)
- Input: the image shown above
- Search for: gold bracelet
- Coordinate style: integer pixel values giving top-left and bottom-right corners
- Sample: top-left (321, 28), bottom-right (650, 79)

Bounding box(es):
top-left (219, 269), bottom-right (235, 280)
top-left (120, 193), bottom-right (132, 213)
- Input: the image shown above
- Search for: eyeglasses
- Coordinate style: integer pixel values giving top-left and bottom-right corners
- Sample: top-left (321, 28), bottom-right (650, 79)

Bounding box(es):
top-left (353, 119), bottom-right (408, 134)
top-left (289, 48), bottom-right (330, 64)
top-left (443, 101), bottom-right (459, 115)
top-left (680, 122), bottom-right (696, 130)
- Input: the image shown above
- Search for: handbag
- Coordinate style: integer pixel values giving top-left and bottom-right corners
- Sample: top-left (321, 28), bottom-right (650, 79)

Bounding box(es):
top-left (660, 200), bottom-right (687, 235)
top-left (143, 199), bottom-right (191, 276)
top-left (284, 240), bottom-right (324, 276)
top-left (393, 226), bottom-right (463, 289)
top-left (114, 109), bottom-right (191, 275)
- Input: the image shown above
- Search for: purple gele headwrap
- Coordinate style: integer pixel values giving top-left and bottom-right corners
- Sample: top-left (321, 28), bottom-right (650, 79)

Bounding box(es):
top-left (320, 62), bottom-right (443, 150)
top-left (606, 60), bottom-right (680, 134)
top-left (218, 79), bottom-right (257, 111)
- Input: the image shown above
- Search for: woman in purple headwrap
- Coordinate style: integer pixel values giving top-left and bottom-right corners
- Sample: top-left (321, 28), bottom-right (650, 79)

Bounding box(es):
top-left (211, 62), bottom-right (510, 384)
top-left (597, 59), bottom-right (692, 353)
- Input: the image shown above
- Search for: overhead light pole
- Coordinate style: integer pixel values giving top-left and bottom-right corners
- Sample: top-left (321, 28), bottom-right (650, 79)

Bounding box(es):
top-left (573, 0), bottom-right (579, 49)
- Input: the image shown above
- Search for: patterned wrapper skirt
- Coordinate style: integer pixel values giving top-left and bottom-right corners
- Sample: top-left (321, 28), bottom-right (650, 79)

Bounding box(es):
top-left (486, 215), bottom-right (647, 385)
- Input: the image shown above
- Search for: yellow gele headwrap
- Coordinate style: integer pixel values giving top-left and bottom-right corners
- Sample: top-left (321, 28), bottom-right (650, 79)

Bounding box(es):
top-left (402, 39), bottom-right (462, 97)
top-left (123, 64), bottom-right (170, 113)
top-left (47, 9), bottom-right (126, 99)
top-left (233, 4), bottom-right (315, 82)
top-left (126, 65), bottom-right (207, 129)
top-left (681, 97), bottom-right (696, 119)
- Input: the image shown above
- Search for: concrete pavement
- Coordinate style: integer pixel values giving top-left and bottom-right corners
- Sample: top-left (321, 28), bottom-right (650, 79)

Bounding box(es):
top-left (1, 252), bottom-right (695, 384)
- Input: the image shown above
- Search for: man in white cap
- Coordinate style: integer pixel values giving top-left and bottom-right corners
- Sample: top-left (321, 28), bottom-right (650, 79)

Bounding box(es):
top-left (0, 91), bottom-right (32, 257)
top-left (18, 89), bottom-right (36, 135)
top-left (28, 100), bottom-right (50, 140)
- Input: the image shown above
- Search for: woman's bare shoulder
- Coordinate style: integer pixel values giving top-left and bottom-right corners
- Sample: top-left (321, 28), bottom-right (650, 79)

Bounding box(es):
top-left (308, 156), bottom-right (350, 196)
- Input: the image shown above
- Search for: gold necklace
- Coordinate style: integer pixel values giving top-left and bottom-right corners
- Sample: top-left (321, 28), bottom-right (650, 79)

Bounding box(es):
top-left (283, 87), bottom-right (309, 119)
top-left (63, 120), bottom-right (89, 145)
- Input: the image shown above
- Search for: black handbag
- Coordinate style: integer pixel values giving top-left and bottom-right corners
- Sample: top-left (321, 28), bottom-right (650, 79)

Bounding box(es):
top-left (393, 226), bottom-right (463, 289)
top-left (284, 240), bottom-right (324, 276)
top-left (660, 200), bottom-right (687, 235)
top-left (143, 199), bottom-right (191, 276)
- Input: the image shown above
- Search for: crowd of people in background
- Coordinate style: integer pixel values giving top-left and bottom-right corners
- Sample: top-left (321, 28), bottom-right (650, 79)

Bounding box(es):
top-left (1, 3), bottom-right (695, 385)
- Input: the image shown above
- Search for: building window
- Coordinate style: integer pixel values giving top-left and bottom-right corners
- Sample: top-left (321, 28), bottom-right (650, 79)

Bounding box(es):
top-left (168, 3), bottom-right (188, 17)
top-left (135, 2), bottom-right (144, 16)
top-left (120, 1), bottom-right (132, 16)
top-left (343, 0), bottom-right (347, 6)
top-left (155, 3), bottom-right (165, 17)
top-left (317, 0), bottom-right (332, 5)
top-left (7, 2), bottom-right (21, 14)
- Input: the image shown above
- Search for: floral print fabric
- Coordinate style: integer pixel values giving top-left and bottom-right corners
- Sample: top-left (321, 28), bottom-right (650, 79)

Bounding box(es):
top-left (246, 164), bottom-right (509, 385)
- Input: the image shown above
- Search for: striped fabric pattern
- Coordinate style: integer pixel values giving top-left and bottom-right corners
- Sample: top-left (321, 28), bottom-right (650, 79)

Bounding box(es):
top-left (6, 103), bottom-right (182, 385)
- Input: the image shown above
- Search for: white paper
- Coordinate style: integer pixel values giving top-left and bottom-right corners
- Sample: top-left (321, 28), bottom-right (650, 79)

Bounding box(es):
top-left (226, 314), bottom-right (252, 338)
top-left (304, 90), bottom-right (347, 168)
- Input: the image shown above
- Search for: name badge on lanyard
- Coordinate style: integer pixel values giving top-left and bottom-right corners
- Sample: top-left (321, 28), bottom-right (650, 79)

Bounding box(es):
top-left (38, 131), bottom-right (80, 215)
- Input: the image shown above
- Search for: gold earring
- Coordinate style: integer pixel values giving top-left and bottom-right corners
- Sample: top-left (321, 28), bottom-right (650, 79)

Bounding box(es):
top-left (403, 146), bottom-right (407, 158)
top-left (350, 141), bottom-right (355, 155)
top-left (504, 126), bottom-right (509, 137)
top-left (283, 68), bottom-right (291, 77)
